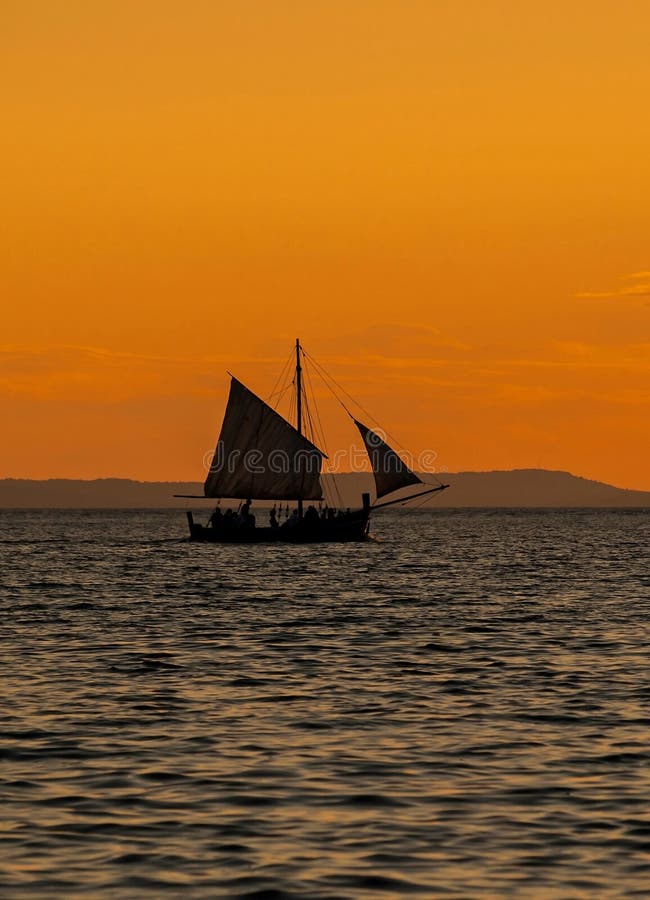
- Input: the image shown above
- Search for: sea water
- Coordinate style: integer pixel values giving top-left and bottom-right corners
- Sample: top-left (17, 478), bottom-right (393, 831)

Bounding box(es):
top-left (1, 508), bottom-right (649, 898)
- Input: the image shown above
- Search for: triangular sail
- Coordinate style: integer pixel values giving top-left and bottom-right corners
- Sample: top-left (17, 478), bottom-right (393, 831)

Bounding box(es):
top-left (204, 377), bottom-right (325, 500)
top-left (354, 419), bottom-right (422, 499)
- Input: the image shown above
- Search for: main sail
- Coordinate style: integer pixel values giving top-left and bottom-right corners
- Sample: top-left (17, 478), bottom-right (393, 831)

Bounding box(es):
top-left (354, 419), bottom-right (422, 499)
top-left (204, 377), bottom-right (325, 500)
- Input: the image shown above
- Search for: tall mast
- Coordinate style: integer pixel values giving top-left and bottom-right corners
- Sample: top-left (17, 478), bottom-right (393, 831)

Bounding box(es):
top-left (296, 338), bottom-right (302, 437)
top-left (295, 338), bottom-right (303, 519)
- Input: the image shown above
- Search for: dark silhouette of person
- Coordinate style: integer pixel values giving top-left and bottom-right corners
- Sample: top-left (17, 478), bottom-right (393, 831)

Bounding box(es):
top-left (209, 507), bottom-right (222, 529)
top-left (304, 505), bottom-right (319, 526)
top-left (238, 499), bottom-right (255, 529)
top-left (269, 506), bottom-right (279, 528)
top-left (282, 509), bottom-right (299, 529)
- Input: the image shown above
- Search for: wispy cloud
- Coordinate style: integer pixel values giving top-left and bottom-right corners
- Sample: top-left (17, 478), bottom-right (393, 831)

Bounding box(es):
top-left (0, 344), bottom-right (285, 402)
top-left (576, 271), bottom-right (650, 300)
top-left (0, 344), bottom-right (289, 371)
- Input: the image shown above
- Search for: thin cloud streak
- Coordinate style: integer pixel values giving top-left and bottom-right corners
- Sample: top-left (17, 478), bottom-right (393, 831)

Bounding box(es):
top-left (576, 270), bottom-right (650, 300)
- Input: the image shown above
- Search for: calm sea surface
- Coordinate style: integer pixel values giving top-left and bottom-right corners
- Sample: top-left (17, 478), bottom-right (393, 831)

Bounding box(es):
top-left (1, 508), bottom-right (649, 899)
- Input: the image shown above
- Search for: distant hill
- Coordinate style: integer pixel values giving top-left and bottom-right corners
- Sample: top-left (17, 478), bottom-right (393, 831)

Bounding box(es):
top-left (0, 470), bottom-right (648, 508)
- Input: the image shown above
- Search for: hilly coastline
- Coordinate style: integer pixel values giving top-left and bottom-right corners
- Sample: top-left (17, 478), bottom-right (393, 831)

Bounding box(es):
top-left (1, 470), bottom-right (648, 508)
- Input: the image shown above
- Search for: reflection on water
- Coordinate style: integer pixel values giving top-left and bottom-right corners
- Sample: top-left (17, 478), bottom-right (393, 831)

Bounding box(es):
top-left (1, 508), bottom-right (649, 897)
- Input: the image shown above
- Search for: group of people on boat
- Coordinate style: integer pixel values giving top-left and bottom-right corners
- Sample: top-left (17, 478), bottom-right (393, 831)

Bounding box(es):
top-left (208, 500), bottom-right (255, 532)
top-left (208, 501), bottom-right (352, 533)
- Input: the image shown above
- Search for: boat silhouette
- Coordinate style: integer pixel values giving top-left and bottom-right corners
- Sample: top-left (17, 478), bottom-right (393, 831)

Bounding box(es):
top-left (180, 340), bottom-right (448, 542)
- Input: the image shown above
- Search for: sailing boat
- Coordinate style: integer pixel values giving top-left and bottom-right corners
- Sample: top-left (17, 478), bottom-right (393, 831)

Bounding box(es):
top-left (181, 340), bottom-right (448, 542)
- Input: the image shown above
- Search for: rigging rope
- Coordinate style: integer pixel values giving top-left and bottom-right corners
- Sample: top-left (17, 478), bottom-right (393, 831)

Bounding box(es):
top-left (267, 348), bottom-right (295, 409)
top-left (302, 353), bottom-right (344, 509)
top-left (267, 380), bottom-right (294, 410)
top-left (404, 490), bottom-right (442, 510)
top-left (302, 348), bottom-right (444, 488)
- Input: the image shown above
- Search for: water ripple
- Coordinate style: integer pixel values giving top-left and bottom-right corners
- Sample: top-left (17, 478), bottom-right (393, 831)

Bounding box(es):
top-left (1, 507), bottom-right (649, 897)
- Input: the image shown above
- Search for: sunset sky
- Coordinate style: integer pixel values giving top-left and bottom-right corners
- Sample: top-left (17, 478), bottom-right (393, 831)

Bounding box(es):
top-left (2, 1), bottom-right (649, 488)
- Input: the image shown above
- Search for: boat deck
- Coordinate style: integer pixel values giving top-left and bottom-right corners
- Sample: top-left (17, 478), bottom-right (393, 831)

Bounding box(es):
top-left (186, 510), bottom-right (370, 543)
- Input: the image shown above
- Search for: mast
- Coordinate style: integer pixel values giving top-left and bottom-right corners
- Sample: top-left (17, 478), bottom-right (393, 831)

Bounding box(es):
top-left (295, 337), bottom-right (303, 518)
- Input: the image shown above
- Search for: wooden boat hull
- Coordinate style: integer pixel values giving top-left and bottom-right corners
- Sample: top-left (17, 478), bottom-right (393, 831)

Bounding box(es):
top-left (186, 509), bottom-right (371, 543)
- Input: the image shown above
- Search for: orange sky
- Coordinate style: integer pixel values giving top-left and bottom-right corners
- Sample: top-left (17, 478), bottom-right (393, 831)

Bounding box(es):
top-left (2, 0), bottom-right (649, 489)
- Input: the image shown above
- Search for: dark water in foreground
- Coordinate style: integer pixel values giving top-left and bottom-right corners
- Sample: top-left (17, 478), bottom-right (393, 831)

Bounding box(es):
top-left (1, 508), bottom-right (649, 899)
